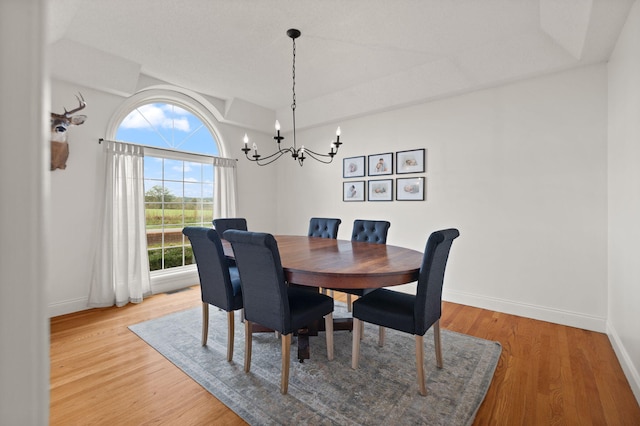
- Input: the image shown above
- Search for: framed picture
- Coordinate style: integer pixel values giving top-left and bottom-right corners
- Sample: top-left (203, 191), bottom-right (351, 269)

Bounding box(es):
top-left (396, 149), bottom-right (425, 174)
top-left (396, 177), bottom-right (425, 201)
top-left (367, 153), bottom-right (393, 176)
top-left (368, 179), bottom-right (393, 201)
top-left (343, 181), bottom-right (365, 201)
top-left (343, 156), bottom-right (365, 178)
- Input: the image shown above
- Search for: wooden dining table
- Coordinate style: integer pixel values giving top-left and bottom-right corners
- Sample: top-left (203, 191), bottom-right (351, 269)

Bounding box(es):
top-left (222, 235), bottom-right (424, 360)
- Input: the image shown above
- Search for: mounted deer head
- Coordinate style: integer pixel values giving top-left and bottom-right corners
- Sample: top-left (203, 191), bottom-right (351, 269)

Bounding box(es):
top-left (50, 93), bottom-right (87, 171)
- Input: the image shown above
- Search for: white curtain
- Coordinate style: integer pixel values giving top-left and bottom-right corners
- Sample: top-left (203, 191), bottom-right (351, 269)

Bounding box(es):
top-left (213, 157), bottom-right (238, 218)
top-left (89, 141), bottom-right (151, 307)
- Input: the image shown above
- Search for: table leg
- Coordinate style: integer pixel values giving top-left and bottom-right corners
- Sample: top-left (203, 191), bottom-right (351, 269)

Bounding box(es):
top-left (297, 328), bottom-right (310, 362)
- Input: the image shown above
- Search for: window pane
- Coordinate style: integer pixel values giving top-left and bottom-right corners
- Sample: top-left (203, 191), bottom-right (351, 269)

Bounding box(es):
top-left (184, 208), bottom-right (200, 225)
top-left (164, 247), bottom-right (185, 268)
top-left (164, 159), bottom-right (183, 182)
top-left (148, 247), bottom-right (163, 271)
top-left (144, 180), bottom-right (165, 208)
top-left (202, 164), bottom-right (214, 183)
top-left (163, 203), bottom-right (183, 227)
top-left (202, 183), bottom-right (214, 199)
top-left (184, 182), bottom-right (202, 199)
top-left (184, 161), bottom-right (202, 182)
top-left (144, 156), bottom-right (163, 180)
top-left (164, 230), bottom-right (184, 248)
top-left (145, 208), bottom-right (163, 229)
top-left (185, 246), bottom-right (195, 265)
top-left (164, 181), bottom-right (183, 199)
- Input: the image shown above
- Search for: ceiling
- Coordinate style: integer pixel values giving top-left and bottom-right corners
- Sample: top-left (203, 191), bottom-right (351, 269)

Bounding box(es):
top-left (47, 0), bottom-right (635, 127)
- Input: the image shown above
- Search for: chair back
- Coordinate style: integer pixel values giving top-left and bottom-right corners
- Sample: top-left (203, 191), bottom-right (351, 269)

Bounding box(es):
top-left (223, 230), bottom-right (291, 333)
top-left (415, 228), bottom-right (460, 334)
top-left (182, 227), bottom-right (241, 311)
top-left (351, 219), bottom-right (391, 244)
top-left (308, 217), bottom-right (342, 239)
top-left (213, 218), bottom-right (247, 238)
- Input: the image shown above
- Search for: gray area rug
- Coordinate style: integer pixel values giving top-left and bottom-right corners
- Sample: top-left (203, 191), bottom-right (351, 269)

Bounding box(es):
top-left (129, 303), bottom-right (501, 425)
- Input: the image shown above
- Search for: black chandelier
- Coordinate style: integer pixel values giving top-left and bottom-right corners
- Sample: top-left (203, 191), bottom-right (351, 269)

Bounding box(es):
top-left (242, 28), bottom-right (342, 166)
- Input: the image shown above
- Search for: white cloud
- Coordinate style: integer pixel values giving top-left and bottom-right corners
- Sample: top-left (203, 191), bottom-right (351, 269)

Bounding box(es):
top-left (120, 104), bottom-right (191, 132)
top-left (162, 104), bottom-right (190, 116)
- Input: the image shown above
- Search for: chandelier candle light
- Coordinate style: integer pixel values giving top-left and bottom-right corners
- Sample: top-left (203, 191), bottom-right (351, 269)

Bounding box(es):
top-left (242, 28), bottom-right (343, 166)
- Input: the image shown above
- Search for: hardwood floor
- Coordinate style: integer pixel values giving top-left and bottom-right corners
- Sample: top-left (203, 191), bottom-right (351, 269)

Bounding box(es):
top-left (50, 287), bottom-right (640, 425)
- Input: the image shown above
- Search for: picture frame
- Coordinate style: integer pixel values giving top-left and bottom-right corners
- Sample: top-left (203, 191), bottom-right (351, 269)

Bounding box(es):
top-left (367, 153), bottom-right (393, 176)
top-left (343, 181), bottom-right (365, 202)
top-left (396, 149), bottom-right (425, 174)
top-left (396, 177), bottom-right (425, 201)
top-left (368, 179), bottom-right (393, 201)
top-left (343, 156), bottom-right (365, 178)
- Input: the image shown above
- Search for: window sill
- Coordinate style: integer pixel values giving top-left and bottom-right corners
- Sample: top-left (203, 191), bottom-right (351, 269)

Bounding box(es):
top-left (150, 265), bottom-right (199, 294)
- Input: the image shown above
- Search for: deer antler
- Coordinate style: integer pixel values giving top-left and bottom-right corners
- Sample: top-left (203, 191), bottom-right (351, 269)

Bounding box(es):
top-left (63, 93), bottom-right (86, 117)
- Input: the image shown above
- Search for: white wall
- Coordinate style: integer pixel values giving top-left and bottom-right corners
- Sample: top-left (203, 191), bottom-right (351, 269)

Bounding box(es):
top-left (0, 0), bottom-right (49, 424)
top-left (276, 64), bottom-right (609, 332)
top-left (607, 0), bottom-right (640, 403)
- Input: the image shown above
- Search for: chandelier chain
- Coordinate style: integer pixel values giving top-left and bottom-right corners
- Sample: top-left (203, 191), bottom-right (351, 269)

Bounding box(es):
top-left (291, 37), bottom-right (296, 111)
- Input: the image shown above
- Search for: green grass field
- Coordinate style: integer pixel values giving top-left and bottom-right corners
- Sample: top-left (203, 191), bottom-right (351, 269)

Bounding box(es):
top-left (145, 208), bottom-right (213, 227)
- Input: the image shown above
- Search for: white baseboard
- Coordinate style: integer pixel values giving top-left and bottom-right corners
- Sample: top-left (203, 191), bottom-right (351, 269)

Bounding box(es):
top-left (607, 321), bottom-right (640, 406)
top-left (442, 289), bottom-right (607, 333)
top-left (48, 297), bottom-right (91, 318)
top-left (48, 268), bottom-right (200, 318)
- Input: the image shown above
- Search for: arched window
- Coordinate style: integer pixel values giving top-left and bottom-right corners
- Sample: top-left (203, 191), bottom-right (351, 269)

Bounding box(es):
top-left (111, 91), bottom-right (224, 274)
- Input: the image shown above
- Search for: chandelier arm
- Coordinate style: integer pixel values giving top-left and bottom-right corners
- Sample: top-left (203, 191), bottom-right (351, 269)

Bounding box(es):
top-left (303, 149), bottom-right (336, 164)
top-left (245, 146), bottom-right (292, 162)
top-left (304, 146), bottom-right (338, 158)
top-left (247, 150), bottom-right (289, 166)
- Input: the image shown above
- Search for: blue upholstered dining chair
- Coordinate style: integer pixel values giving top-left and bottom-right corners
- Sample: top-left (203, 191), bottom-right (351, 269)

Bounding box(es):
top-left (308, 217), bottom-right (342, 296)
top-left (182, 227), bottom-right (243, 362)
top-left (350, 219), bottom-right (390, 244)
top-left (223, 230), bottom-right (335, 395)
top-left (213, 217), bottom-right (247, 237)
top-left (213, 218), bottom-right (248, 267)
top-left (351, 228), bottom-right (460, 396)
top-left (308, 217), bottom-right (342, 239)
top-left (340, 219), bottom-right (391, 310)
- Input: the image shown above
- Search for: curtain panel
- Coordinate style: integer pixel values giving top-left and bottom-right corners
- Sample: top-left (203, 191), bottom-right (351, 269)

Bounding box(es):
top-left (89, 141), bottom-right (151, 307)
top-left (213, 157), bottom-right (238, 219)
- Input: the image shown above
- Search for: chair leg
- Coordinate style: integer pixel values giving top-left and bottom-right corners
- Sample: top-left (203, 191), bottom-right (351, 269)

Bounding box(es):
top-left (434, 319), bottom-right (443, 369)
top-left (415, 334), bottom-right (427, 396)
top-left (324, 313), bottom-right (334, 361)
top-left (201, 302), bottom-right (209, 346)
top-left (347, 294), bottom-right (352, 312)
top-left (378, 326), bottom-right (385, 347)
top-left (226, 311), bottom-right (234, 362)
top-left (351, 318), bottom-right (361, 369)
top-left (244, 320), bottom-right (252, 373)
top-left (281, 333), bottom-right (292, 394)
